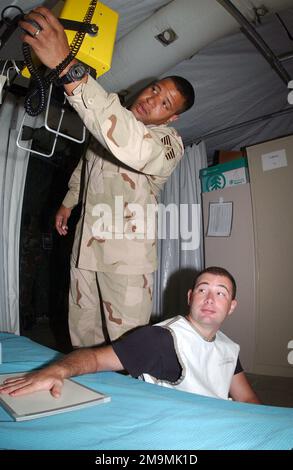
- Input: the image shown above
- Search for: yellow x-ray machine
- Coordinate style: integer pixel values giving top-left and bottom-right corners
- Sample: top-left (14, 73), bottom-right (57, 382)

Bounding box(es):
top-left (17, 0), bottom-right (118, 157)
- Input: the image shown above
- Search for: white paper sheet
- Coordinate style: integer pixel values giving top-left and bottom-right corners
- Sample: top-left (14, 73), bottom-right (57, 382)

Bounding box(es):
top-left (207, 202), bottom-right (233, 237)
top-left (0, 373), bottom-right (110, 421)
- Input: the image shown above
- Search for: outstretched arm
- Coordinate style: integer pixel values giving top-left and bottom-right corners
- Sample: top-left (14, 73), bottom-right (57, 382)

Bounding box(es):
top-left (0, 345), bottom-right (123, 398)
top-left (19, 8), bottom-right (183, 179)
top-left (229, 371), bottom-right (261, 404)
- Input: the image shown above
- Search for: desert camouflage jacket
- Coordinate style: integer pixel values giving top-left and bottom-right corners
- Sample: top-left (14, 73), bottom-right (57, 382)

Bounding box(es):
top-left (63, 76), bottom-right (184, 274)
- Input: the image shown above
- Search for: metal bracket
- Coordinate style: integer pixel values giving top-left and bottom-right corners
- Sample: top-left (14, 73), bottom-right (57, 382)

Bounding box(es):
top-left (16, 109), bottom-right (64, 158)
top-left (44, 84), bottom-right (86, 144)
top-left (16, 83), bottom-right (86, 158)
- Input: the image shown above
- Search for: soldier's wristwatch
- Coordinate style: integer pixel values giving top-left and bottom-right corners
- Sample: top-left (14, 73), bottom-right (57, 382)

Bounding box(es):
top-left (55, 62), bottom-right (90, 86)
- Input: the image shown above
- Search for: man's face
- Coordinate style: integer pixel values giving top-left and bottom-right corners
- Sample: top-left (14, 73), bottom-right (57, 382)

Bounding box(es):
top-left (130, 78), bottom-right (185, 126)
top-left (188, 273), bottom-right (237, 330)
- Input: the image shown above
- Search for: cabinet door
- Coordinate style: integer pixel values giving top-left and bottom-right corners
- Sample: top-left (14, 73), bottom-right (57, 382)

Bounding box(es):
top-left (202, 183), bottom-right (256, 372)
top-left (247, 135), bottom-right (293, 377)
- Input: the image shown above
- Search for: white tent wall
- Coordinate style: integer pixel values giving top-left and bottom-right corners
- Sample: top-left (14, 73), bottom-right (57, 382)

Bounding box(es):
top-left (100, 0), bottom-right (171, 41)
top-left (100, 0), bottom-right (293, 95)
top-left (153, 142), bottom-right (207, 319)
top-left (100, 1), bottom-right (293, 159)
top-left (0, 95), bottom-right (30, 334)
top-left (168, 8), bottom-right (293, 158)
top-left (102, 0), bottom-right (293, 39)
top-left (1, 0), bottom-right (293, 331)
top-left (99, 0), bottom-right (243, 93)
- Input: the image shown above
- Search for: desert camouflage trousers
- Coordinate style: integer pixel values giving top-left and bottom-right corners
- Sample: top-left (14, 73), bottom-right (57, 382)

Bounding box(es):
top-left (69, 263), bottom-right (154, 347)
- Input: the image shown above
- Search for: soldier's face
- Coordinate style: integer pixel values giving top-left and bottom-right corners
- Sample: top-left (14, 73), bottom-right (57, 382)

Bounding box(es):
top-left (187, 274), bottom-right (237, 330)
top-left (130, 78), bottom-right (185, 126)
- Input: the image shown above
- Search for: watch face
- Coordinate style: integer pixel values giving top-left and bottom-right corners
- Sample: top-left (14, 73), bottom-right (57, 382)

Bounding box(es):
top-left (71, 64), bottom-right (86, 80)
top-left (55, 62), bottom-right (89, 86)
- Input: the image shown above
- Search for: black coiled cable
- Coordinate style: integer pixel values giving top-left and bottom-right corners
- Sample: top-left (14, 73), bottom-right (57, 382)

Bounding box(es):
top-left (21, 0), bottom-right (99, 116)
top-left (23, 44), bottom-right (74, 116)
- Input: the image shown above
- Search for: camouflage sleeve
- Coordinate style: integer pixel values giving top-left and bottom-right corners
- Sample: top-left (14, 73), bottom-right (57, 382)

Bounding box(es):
top-left (66, 76), bottom-right (184, 177)
top-left (62, 158), bottom-right (83, 208)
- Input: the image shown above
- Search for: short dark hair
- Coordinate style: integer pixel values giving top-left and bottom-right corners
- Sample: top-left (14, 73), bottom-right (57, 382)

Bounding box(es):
top-left (164, 75), bottom-right (195, 114)
top-left (193, 266), bottom-right (237, 299)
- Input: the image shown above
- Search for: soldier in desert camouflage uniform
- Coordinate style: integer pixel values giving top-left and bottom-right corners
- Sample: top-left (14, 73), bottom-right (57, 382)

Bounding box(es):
top-left (20, 7), bottom-right (195, 347)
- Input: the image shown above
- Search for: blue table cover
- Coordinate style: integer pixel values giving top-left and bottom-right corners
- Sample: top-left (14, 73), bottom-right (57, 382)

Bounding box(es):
top-left (0, 332), bottom-right (293, 450)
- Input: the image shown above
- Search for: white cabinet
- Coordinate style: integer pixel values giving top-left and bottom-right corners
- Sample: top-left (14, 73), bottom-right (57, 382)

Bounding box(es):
top-left (202, 135), bottom-right (293, 377)
top-left (202, 184), bottom-right (256, 372)
top-left (246, 135), bottom-right (293, 377)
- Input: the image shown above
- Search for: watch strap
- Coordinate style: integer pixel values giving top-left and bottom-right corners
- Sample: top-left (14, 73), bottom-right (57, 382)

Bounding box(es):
top-left (54, 63), bottom-right (89, 87)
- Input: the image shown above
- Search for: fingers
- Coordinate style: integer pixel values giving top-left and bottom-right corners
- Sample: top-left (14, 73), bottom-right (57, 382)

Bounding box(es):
top-left (1, 375), bottom-right (25, 385)
top-left (0, 376), bottom-right (33, 396)
top-left (55, 206), bottom-right (71, 236)
top-left (18, 6), bottom-right (70, 68)
top-left (19, 11), bottom-right (49, 39)
top-left (55, 215), bottom-right (68, 236)
top-left (0, 374), bottom-right (64, 397)
top-left (21, 7), bottom-right (64, 33)
top-left (10, 385), bottom-right (35, 397)
top-left (51, 383), bottom-right (62, 398)
top-left (24, 12), bottom-right (48, 31)
top-left (34, 6), bottom-right (64, 31)
top-left (19, 19), bottom-right (42, 37)
top-left (19, 17), bottom-right (46, 45)
top-left (0, 376), bottom-right (26, 390)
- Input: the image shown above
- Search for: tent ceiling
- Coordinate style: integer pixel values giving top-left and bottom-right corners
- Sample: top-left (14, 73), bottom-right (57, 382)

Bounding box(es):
top-left (101, 0), bottom-right (293, 159)
top-left (1, 0), bottom-right (293, 159)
